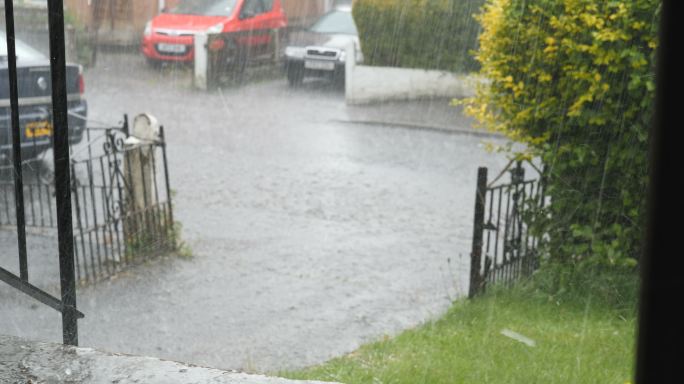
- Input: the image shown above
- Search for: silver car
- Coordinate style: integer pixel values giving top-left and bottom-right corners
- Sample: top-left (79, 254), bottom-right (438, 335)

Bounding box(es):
top-left (283, 6), bottom-right (362, 86)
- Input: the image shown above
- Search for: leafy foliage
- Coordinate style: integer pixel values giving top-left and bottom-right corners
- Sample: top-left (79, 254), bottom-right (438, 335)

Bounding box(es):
top-left (465, 0), bottom-right (659, 271)
top-left (352, 0), bottom-right (484, 72)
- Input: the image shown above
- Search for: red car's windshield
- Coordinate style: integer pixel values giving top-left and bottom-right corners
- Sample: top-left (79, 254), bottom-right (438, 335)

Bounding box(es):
top-left (170, 0), bottom-right (237, 16)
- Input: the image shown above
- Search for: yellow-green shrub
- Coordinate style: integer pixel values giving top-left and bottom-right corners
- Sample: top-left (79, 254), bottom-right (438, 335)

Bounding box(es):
top-left (465, 0), bottom-right (659, 273)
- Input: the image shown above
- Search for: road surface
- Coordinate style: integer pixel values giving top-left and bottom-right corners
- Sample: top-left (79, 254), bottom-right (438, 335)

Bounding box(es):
top-left (1, 52), bottom-right (510, 372)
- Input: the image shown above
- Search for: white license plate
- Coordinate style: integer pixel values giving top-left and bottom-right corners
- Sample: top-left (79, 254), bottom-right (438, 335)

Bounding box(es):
top-left (157, 43), bottom-right (186, 53)
top-left (304, 60), bottom-right (335, 71)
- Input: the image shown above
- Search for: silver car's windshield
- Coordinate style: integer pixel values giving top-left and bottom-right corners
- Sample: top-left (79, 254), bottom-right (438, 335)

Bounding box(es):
top-left (310, 11), bottom-right (358, 35)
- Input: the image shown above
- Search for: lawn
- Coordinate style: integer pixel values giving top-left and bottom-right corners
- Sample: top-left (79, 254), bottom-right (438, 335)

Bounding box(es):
top-left (282, 286), bottom-right (637, 384)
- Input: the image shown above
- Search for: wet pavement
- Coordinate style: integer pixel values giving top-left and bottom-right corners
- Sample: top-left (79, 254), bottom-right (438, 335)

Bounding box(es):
top-left (0, 334), bottom-right (337, 384)
top-left (1, 52), bottom-right (510, 372)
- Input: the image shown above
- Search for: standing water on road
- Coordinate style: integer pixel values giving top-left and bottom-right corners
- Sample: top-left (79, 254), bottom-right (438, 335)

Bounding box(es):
top-left (2, 50), bottom-right (509, 371)
top-left (2, 1), bottom-right (651, 381)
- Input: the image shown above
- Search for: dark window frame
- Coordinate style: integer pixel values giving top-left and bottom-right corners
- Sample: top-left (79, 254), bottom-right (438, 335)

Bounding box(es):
top-left (0, 0), bottom-right (80, 346)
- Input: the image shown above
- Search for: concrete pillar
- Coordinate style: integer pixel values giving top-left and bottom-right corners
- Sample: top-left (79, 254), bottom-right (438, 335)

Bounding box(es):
top-left (344, 41), bottom-right (355, 103)
top-left (194, 32), bottom-right (209, 90)
top-left (273, 28), bottom-right (281, 64)
top-left (124, 114), bottom-right (160, 247)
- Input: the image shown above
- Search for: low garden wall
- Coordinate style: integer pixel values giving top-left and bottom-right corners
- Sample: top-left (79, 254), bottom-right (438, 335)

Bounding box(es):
top-left (344, 47), bottom-right (483, 104)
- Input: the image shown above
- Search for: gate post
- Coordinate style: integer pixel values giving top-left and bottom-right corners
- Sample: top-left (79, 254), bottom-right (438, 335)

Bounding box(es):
top-left (194, 32), bottom-right (209, 90)
top-left (469, 167), bottom-right (488, 298)
top-left (273, 28), bottom-right (281, 65)
top-left (124, 114), bottom-right (160, 252)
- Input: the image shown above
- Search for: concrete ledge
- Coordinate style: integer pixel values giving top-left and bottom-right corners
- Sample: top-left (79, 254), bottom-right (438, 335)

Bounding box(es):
top-left (0, 335), bottom-right (338, 384)
top-left (344, 45), bottom-right (486, 105)
top-left (336, 119), bottom-right (505, 138)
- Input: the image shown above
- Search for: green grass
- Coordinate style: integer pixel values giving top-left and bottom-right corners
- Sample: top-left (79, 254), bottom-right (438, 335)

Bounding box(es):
top-left (281, 285), bottom-right (637, 384)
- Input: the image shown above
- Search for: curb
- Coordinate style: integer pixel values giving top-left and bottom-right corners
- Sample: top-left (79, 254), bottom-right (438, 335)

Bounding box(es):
top-left (332, 119), bottom-right (507, 139)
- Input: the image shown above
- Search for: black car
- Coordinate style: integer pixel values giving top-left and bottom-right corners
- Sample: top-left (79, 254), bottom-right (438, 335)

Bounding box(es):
top-left (283, 6), bottom-right (362, 86)
top-left (0, 31), bottom-right (87, 163)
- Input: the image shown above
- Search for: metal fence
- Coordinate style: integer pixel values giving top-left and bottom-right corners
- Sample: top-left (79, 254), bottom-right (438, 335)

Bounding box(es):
top-left (1, 117), bottom-right (175, 284)
top-left (196, 29), bottom-right (285, 90)
top-left (469, 161), bottom-right (546, 297)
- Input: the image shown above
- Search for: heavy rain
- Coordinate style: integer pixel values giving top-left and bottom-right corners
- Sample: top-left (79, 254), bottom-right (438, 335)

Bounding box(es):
top-left (1, 0), bottom-right (665, 382)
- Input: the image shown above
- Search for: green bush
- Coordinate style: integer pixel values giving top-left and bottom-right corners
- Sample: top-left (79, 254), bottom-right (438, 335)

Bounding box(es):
top-left (352, 0), bottom-right (484, 72)
top-left (465, 0), bottom-right (659, 276)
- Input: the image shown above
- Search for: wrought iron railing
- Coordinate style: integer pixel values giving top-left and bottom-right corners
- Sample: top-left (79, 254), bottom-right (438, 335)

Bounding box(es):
top-left (1, 119), bottom-right (175, 284)
top-left (469, 161), bottom-right (546, 297)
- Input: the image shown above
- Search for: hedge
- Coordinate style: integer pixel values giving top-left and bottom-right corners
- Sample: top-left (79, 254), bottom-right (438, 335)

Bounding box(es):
top-left (352, 0), bottom-right (484, 72)
top-left (464, 0), bottom-right (659, 275)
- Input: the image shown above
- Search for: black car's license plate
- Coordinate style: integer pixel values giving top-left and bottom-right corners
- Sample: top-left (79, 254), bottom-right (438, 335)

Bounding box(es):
top-left (25, 121), bottom-right (53, 139)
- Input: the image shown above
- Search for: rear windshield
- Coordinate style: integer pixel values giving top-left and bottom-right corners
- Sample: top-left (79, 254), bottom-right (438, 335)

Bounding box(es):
top-left (0, 31), bottom-right (47, 62)
top-left (170, 0), bottom-right (237, 17)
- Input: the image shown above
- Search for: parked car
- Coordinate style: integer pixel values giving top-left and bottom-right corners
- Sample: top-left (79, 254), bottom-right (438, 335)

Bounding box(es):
top-left (283, 6), bottom-right (362, 86)
top-left (0, 31), bottom-right (87, 162)
top-left (141, 0), bottom-right (288, 66)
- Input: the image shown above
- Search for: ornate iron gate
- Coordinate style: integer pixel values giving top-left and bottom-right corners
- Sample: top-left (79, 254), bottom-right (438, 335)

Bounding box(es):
top-left (71, 120), bottom-right (175, 283)
top-left (1, 118), bottom-right (176, 284)
top-left (1, 0), bottom-right (174, 346)
top-left (469, 161), bottom-right (546, 297)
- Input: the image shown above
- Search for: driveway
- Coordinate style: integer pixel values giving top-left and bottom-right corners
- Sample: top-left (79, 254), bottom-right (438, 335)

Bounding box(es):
top-left (0, 52), bottom-right (510, 372)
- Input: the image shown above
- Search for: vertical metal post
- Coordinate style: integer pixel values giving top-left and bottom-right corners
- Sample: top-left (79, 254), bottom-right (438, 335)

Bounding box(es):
top-left (47, 0), bottom-right (79, 346)
top-left (159, 126), bottom-right (174, 244)
top-left (469, 167), bottom-right (488, 298)
top-left (4, 0), bottom-right (29, 282)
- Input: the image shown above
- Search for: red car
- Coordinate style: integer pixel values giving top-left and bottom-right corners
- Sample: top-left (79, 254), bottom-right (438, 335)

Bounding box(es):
top-left (141, 0), bottom-right (287, 64)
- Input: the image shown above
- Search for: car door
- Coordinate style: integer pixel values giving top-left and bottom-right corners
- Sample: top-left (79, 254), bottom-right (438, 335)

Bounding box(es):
top-left (235, 0), bottom-right (273, 50)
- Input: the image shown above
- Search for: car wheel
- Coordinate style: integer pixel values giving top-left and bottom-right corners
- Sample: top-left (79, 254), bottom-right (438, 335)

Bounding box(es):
top-left (332, 71), bottom-right (345, 88)
top-left (287, 66), bottom-right (304, 87)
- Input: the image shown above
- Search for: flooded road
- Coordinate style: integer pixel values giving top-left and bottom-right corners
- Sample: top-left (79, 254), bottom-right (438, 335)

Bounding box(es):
top-left (1, 52), bottom-right (509, 372)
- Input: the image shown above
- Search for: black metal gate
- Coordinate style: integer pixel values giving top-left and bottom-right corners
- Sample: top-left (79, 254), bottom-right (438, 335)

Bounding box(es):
top-left (469, 161), bottom-right (546, 297)
top-left (70, 122), bottom-right (176, 284)
top-left (1, 0), bottom-right (174, 346)
top-left (1, 119), bottom-right (176, 284)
